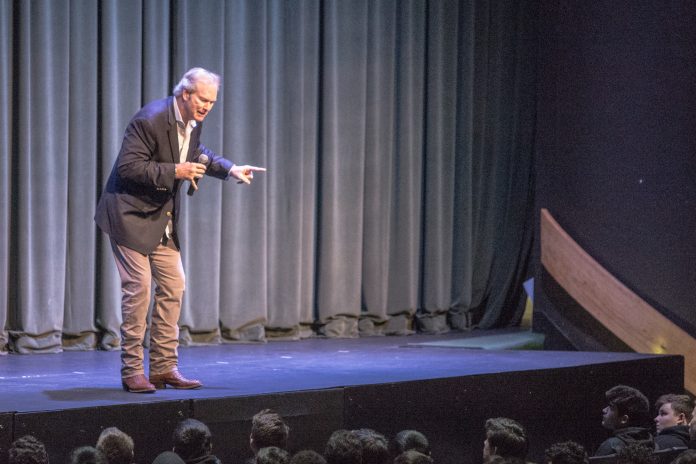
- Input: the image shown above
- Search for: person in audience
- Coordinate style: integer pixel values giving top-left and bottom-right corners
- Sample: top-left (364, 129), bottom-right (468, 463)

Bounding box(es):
top-left (69, 447), bottom-right (108, 464)
top-left (152, 452), bottom-right (186, 464)
top-left (544, 441), bottom-right (589, 464)
top-left (390, 430), bottom-right (431, 459)
top-left (290, 450), bottom-right (327, 464)
top-left (250, 410), bottom-right (291, 453)
top-left (256, 447), bottom-right (290, 464)
top-left (393, 450), bottom-right (434, 464)
top-left (485, 456), bottom-right (525, 464)
top-left (325, 429), bottom-right (363, 464)
top-left (614, 442), bottom-right (655, 464)
top-left (654, 394), bottom-right (693, 449)
top-left (483, 417), bottom-right (528, 462)
top-left (690, 402), bottom-right (696, 448)
top-left (595, 385), bottom-right (654, 456)
top-left (8, 435), bottom-right (49, 464)
top-left (171, 418), bottom-right (221, 464)
top-left (353, 429), bottom-right (389, 464)
top-left (96, 427), bottom-right (135, 464)
top-left (672, 450), bottom-right (696, 464)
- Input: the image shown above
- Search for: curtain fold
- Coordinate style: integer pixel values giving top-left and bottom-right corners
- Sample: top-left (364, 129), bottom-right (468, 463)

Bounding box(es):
top-left (0, 0), bottom-right (537, 354)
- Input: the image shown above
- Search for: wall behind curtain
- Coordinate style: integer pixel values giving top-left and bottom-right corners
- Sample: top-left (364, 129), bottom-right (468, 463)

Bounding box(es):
top-left (0, 0), bottom-right (537, 354)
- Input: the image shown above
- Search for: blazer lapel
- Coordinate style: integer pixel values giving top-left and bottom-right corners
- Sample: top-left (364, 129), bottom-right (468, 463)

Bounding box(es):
top-left (167, 97), bottom-right (180, 164)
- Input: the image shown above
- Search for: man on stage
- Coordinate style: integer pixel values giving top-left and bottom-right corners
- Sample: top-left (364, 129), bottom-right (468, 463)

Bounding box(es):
top-left (95, 67), bottom-right (265, 393)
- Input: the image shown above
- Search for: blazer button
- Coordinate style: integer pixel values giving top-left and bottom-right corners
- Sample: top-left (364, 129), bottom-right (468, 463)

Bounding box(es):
top-left (166, 212), bottom-right (172, 217)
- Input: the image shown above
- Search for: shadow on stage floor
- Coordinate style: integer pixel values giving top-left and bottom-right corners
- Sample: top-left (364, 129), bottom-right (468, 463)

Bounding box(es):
top-left (0, 330), bottom-right (684, 464)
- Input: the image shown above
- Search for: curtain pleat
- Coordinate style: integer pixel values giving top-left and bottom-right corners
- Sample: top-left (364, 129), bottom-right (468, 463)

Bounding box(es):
top-left (0, 0), bottom-right (536, 354)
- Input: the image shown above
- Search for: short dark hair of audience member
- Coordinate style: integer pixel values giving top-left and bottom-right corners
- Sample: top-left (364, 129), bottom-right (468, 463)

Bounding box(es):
top-left (390, 430), bottom-right (431, 458)
top-left (290, 450), bottom-right (326, 464)
top-left (96, 427), bottom-right (134, 464)
top-left (325, 429), bottom-right (363, 464)
top-left (614, 442), bottom-right (655, 464)
top-left (603, 385), bottom-right (651, 430)
top-left (544, 441), bottom-right (589, 464)
top-left (290, 450), bottom-right (327, 464)
top-left (256, 447), bottom-right (290, 464)
top-left (486, 456), bottom-right (526, 464)
top-left (250, 409), bottom-right (291, 453)
top-left (483, 418), bottom-right (529, 461)
top-left (8, 435), bottom-right (49, 464)
top-left (172, 419), bottom-right (215, 463)
top-left (672, 450), bottom-right (696, 464)
top-left (655, 395), bottom-right (694, 432)
top-left (353, 429), bottom-right (389, 464)
top-left (69, 446), bottom-right (108, 464)
top-left (393, 451), bottom-right (434, 464)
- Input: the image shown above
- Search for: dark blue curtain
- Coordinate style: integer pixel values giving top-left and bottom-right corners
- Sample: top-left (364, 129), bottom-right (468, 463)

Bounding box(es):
top-left (0, 0), bottom-right (537, 353)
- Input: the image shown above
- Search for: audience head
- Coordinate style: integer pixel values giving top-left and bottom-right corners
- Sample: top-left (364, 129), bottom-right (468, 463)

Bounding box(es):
top-left (483, 418), bottom-right (528, 461)
top-left (256, 447), bottom-right (290, 464)
top-left (654, 394), bottom-right (694, 433)
top-left (614, 442), bottom-right (654, 464)
top-left (544, 441), bottom-right (589, 464)
top-left (8, 435), bottom-right (49, 464)
top-left (390, 430), bottom-right (430, 457)
top-left (393, 451), bottom-right (433, 464)
top-left (602, 385), bottom-right (651, 430)
top-left (172, 418), bottom-right (213, 462)
top-left (96, 427), bottom-right (134, 464)
top-left (671, 450), bottom-right (696, 464)
top-left (250, 409), bottom-right (290, 452)
top-left (290, 450), bottom-right (327, 464)
top-left (69, 447), bottom-right (107, 464)
top-left (353, 429), bottom-right (389, 464)
top-left (152, 451), bottom-right (185, 464)
top-left (325, 429), bottom-right (363, 464)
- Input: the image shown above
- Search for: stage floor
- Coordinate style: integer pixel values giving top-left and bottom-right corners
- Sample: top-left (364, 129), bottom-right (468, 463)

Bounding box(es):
top-left (0, 329), bottom-right (671, 414)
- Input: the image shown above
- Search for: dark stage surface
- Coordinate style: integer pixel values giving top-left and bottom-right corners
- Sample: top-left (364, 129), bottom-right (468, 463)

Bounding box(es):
top-left (0, 330), bottom-right (685, 464)
top-left (0, 331), bottom-right (679, 414)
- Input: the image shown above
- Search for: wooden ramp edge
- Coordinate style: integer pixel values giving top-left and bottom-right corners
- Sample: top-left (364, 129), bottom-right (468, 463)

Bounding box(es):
top-left (540, 208), bottom-right (695, 393)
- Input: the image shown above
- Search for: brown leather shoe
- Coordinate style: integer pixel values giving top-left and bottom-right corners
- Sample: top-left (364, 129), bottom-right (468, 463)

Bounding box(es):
top-left (149, 370), bottom-right (202, 390)
top-left (122, 374), bottom-right (156, 393)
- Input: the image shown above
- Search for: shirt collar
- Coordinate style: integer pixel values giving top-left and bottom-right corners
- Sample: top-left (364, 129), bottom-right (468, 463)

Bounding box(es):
top-left (173, 97), bottom-right (197, 129)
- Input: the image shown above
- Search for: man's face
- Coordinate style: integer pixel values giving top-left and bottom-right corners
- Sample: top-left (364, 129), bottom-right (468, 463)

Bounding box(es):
top-left (602, 404), bottom-right (621, 430)
top-left (655, 403), bottom-right (685, 433)
top-left (689, 406), bottom-right (696, 441)
top-left (181, 81), bottom-right (218, 123)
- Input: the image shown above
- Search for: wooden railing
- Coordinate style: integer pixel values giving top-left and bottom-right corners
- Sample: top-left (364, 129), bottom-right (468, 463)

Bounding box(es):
top-left (540, 208), bottom-right (695, 393)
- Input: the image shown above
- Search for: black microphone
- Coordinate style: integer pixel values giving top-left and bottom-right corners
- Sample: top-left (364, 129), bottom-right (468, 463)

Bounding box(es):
top-left (187, 154), bottom-right (209, 196)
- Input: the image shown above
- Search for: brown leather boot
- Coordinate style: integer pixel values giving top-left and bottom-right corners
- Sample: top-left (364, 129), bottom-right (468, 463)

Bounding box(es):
top-left (122, 374), bottom-right (156, 393)
top-left (149, 369), bottom-right (202, 389)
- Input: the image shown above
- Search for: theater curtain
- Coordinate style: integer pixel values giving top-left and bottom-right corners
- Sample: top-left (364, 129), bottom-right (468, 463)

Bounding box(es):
top-left (0, 0), bottom-right (537, 353)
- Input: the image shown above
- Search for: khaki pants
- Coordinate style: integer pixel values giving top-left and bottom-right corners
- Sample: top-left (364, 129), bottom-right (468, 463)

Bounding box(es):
top-left (110, 238), bottom-right (185, 379)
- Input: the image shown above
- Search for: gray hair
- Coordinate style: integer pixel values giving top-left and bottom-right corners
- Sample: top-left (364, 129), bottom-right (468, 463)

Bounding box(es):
top-left (173, 67), bottom-right (220, 96)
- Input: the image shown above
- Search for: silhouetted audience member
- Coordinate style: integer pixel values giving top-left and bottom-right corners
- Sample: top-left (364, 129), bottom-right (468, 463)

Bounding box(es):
top-left (96, 427), bottom-right (135, 464)
top-left (483, 418), bottom-right (528, 462)
top-left (672, 450), bottom-right (696, 464)
top-left (152, 452), bottom-right (186, 464)
top-left (251, 410), bottom-right (291, 453)
top-left (393, 451), bottom-right (433, 464)
top-left (353, 429), bottom-right (389, 464)
top-left (69, 447), bottom-right (107, 464)
top-left (690, 402), bottom-right (696, 448)
top-left (290, 450), bottom-right (327, 464)
top-left (390, 431), bottom-right (431, 458)
top-left (595, 385), bottom-right (654, 456)
top-left (8, 435), bottom-right (49, 464)
top-left (325, 429), bottom-right (363, 464)
top-left (615, 442), bottom-right (655, 464)
top-left (485, 456), bottom-right (525, 464)
top-left (172, 419), bottom-right (220, 464)
top-left (654, 395), bottom-right (694, 450)
top-left (256, 447), bottom-right (290, 464)
top-left (544, 441), bottom-right (589, 464)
